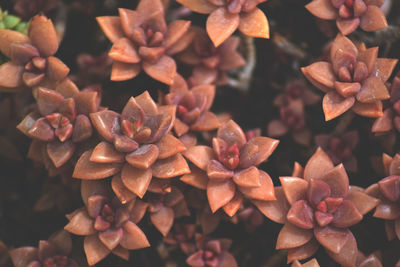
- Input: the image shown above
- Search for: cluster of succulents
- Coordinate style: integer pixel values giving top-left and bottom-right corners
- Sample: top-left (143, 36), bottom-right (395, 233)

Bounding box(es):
top-left (1, 0), bottom-right (400, 266)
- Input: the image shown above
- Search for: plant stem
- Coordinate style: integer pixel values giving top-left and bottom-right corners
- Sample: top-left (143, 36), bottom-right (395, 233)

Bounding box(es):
top-left (227, 35), bottom-right (256, 92)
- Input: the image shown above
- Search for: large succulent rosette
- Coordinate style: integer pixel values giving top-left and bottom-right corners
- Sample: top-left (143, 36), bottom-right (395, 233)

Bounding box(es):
top-left (73, 91), bottom-right (190, 202)
top-left (181, 120), bottom-right (279, 216)
top-left (256, 148), bottom-right (379, 266)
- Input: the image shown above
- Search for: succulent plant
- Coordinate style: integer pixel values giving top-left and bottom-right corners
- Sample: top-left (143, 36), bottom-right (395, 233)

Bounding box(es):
top-left (302, 34), bottom-right (398, 121)
top-left (3, 0), bottom-right (400, 266)
top-left (273, 79), bottom-right (321, 107)
top-left (268, 99), bottom-right (311, 146)
top-left (146, 184), bottom-right (190, 236)
top-left (177, 27), bottom-right (246, 86)
top-left (186, 234), bottom-right (237, 267)
top-left (0, 15), bottom-right (69, 92)
top-left (176, 0), bottom-right (270, 47)
top-left (17, 84), bottom-right (100, 173)
top-left (372, 75), bottom-right (400, 134)
top-left (9, 230), bottom-right (78, 267)
top-left (305, 0), bottom-right (388, 35)
top-left (315, 130), bottom-right (359, 172)
top-left (96, 0), bottom-right (194, 85)
top-left (64, 180), bottom-right (150, 265)
top-left (257, 148), bottom-right (379, 265)
top-left (181, 120), bottom-right (279, 216)
top-left (73, 91), bottom-right (190, 202)
top-left (159, 74), bottom-right (220, 144)
top-left (0, 8), bottom-right (29, 34)
top-left (164, 223), bottom-right (196, 254)
top-left (367, 153), bottom-right (400, 241)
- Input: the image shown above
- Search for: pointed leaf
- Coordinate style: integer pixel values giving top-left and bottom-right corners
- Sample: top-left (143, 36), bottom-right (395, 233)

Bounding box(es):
top-left (121, 164), bottom-right (152, 198)
top-left (73, 150), bottom-right (123, 179)
top-left (152, 154), bottom-right (190, 178)
top-left (206, 8), bottom-right (240, 47)
top-left (120, 221), bottom-right (150, 249)
top-left (322, 91), bottom-right (355, 121)
top-left (84, 235), bottom-right (110, 266)
top-left (276, 223), bottom-right (313, 249)
top-left (143, 55), bottom-right (176, 85)
top-left (238, 8), bottom-right (269, 38)
top-left (207, 179), bottom-right (236, 212)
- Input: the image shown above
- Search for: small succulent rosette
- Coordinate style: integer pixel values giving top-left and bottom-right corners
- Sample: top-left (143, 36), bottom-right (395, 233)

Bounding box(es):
top-left (160, 74), bottom-right (220, 146)
top-left (257, 148), bottom-right (379, 266)
top-left (305, 0), bottom-right (388, 35)
top-left (181, 120), bottom-right (279, 216)
top-left (177, 0), bottom-right (270, 47)
top-left (367, 153), bottom-right (400, 241)
top-left (186, 234), bottom-right (237, 267)
top-left (177, 27), bottom-right (246, 86)
top-left (0, 15), bottom-right (69, 92)
top-left (315, 130), bottom-right (359, 172)
top-left (97, 0), bottom-right (195, 85)
top-left (145, 183), bottom-right (191, 236)
top-left (9, 230), bottom-right (78, 267)
top-left (17, 84), bottom-right (101, 175)
top-left (302, 34), bottom-right (398, 121)
top-left (64, 180), bottom-right (150, 265)
top-left (268, 99), bottom-right (311, 146)
top-left (373, 76), bottom-right (400, 134)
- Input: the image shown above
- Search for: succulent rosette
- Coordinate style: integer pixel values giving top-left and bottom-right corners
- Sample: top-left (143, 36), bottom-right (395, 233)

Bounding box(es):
top-left (181, 120), bottom-right (279, 216)
top-left (64, 180), bottom-right (150, 266)
top-left (305, 0), bottom-right (388, 35)
top-left (177, 0), bottom-right (269, 47)
top-left (372, 76), bottom-right (400, 134)
top-left (17, 84), bottom-right (100, 173)
top-left (267, 99), bottom-right (311, 146)
top-left (144, 181), bottom-right (190, 236)
top-left (315, 130), bottom-right (359, 172)
top-left (186, 234), bottom-right (237, 267)
top-left (302, 34), bottom-right (398, 121)
top-left (73, 91), bottom-right (190, 202)
top-left (160, 74), bottom-right (220, 144)
top-left (273, 79), bottom-right (321, 107)
top-left (256, 148), bottom-right (379, 265)
top-left (366, 153), bottom-right (400, 241)
top-left (0, 15), bottom-right (69, 92)
top-left (164, 223), bottom-right (196, 254)
top-left (96, 0), bottom-right (194, 85)
top-left (177, 27), bottom-right (246, 86)
top-left (9, 230), bottom-right (78, 267)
